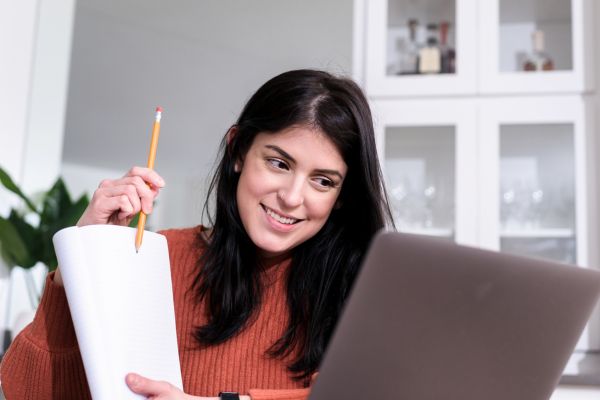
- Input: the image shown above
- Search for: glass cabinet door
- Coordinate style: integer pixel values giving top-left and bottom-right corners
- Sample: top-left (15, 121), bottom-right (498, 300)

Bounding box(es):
top-left (385, 125), bottom-right (456, 238)
top-left (371, 99), bottom-right (478, 245)
top-left (499, 123), bottom-right (576, 264)
top-left (362, 0), bottom-right (477, 96)
top-left (478, 96), bottom-right (593, 268)
top-left (479, 0), bottom-right (593, 93)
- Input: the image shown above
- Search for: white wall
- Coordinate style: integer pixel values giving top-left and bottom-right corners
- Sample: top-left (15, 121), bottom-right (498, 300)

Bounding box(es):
top-left (0, 0), bottom-right (76, 337)
top-left (0, 1), bottom-right (38, 207)
top-left (0, 0), bottom-right (39, 352)
top-left (60, 0), bottom-right (354, 230)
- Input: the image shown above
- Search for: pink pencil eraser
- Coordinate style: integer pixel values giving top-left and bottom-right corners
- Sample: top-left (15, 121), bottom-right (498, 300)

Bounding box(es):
top-left (156, 106), bottom-right (163, 113)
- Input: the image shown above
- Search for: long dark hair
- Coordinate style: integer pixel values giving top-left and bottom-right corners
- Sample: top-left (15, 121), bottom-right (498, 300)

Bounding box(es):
top-left (193, 69), bottom-right (394, 381)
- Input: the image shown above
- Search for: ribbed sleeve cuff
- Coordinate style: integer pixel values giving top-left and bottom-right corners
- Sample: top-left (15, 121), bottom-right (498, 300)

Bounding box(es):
top-left (247, 388), bottom-right (311, 400)
top-left (27, 271), bottom-right (78, 351)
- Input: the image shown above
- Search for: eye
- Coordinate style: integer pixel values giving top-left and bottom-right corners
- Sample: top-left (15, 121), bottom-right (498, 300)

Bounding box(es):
top-left (313, 176), bottom-right (336, 188)
top-left (267, 158), bottom-right (289, 170)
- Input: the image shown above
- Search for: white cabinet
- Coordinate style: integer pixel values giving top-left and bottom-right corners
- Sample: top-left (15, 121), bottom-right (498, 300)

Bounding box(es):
top-left (357, 0), bottom-right (599, 267)
top-left (372, 97), bottom-right (598, 273)
top-left (358, 0), bottom-right (600, 356)
top-left (358, 0), bottom-right (594, 96)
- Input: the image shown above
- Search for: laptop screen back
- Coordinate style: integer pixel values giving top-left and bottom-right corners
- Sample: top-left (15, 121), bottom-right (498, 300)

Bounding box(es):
top-left (310, 232), bottom-right (600, 400)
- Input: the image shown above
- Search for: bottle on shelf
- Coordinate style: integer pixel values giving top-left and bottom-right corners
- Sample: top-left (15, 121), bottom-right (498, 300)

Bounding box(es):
top-left (439, 21), bottom-right (456, 74)
top-left (522, 30), bottom-right (554, 72)
top-left (388, 37), bottom-right (407, 75)
top-left (399, 18), bottom-right (420, 75)
top-left (419, 23), bottom-right (441, 74)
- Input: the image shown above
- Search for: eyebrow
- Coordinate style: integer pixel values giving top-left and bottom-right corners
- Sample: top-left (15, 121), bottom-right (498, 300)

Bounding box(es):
top-left (265, 144), bottom-right (344, 180)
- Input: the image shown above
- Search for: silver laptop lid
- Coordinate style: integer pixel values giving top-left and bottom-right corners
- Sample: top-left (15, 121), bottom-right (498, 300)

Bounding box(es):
top-left (310, 232), bottom-right (600, 400)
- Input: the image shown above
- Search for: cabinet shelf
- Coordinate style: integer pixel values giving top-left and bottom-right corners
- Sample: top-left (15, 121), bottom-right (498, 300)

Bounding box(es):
top-left (500, 228), bottom-right (575, 238)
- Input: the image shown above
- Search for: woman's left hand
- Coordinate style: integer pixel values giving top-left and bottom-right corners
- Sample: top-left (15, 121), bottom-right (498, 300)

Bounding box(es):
top-left (126, 373), bottom-right (210, 399)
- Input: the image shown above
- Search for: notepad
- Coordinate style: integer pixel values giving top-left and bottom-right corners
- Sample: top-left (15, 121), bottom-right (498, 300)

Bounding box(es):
top-left (53, 225), bottom-right (183, 399)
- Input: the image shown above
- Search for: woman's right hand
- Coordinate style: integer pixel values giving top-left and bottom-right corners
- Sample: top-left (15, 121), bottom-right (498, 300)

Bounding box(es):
top-left (77, 166), bottom-right (166, 227)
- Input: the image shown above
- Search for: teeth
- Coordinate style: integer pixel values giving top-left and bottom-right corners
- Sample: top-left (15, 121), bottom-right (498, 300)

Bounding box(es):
top-left (265, 207), bottom-right (297, 225)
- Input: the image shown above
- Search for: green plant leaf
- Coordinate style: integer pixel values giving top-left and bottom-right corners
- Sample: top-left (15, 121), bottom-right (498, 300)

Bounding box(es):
top-left (39, 193), bottom-right (89, 271)
top-left (64, 193), bottom-right (89, 226)
top-left (0, 166), bottom-right (37, 212)
top-left (0, 242), bottom-right (15, 269)
top-left (0, 173), bottom-right (90, 272)
top-left (40, 178), bottom-right (73, 225)
top-left (7, 210), bottom-right (41, 268)
top-left (0, 216), bottom-right (34, 268)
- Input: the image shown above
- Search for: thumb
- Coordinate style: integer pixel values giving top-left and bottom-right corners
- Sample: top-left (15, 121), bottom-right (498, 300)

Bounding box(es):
top-left (126, 373), bottom-right (176, 396)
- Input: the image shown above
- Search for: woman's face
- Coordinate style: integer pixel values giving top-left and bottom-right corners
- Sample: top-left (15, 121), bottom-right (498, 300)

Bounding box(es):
top-left (236, 126), bottom-right (347, 258)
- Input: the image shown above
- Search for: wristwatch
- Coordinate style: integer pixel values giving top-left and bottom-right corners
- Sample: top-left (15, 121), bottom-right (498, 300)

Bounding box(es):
top-left (219, 392), bottom-right (240, 400)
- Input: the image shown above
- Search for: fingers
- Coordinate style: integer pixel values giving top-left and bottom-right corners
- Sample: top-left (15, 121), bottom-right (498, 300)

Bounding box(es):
top-left (125, 373), bottom-right (186, 398)
top-left (100, 191), bottom-right (136, 221)
top-left (100, 179), bottom-right (152, 214)
top-left (124, 166), bottom-right (166, 190)
top-left (77, 167), bottom-right (166, 227)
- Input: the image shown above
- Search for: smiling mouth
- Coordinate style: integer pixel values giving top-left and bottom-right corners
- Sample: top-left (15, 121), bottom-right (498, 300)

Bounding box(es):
top-left (261, 204), bottom-right (302, 225)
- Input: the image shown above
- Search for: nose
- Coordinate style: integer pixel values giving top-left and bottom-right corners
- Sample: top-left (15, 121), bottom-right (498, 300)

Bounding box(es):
top-left (278, 177), bottom-right (304, 208)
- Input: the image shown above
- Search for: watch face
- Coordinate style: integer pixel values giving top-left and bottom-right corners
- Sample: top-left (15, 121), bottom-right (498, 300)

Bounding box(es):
top-left (219, 392), bottom-right (240, 400)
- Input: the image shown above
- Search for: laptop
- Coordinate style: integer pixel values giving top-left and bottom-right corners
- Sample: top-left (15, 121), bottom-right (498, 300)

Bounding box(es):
top-left (309, 232), bottom-right (600, 400)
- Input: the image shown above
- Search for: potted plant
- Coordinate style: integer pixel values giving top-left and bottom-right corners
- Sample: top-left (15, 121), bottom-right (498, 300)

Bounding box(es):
top-left (0, 166), bottom-right (89, 355)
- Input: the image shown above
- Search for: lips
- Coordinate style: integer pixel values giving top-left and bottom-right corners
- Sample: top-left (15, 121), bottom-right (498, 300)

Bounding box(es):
top-left (261, 204), bottom-right (302, 225)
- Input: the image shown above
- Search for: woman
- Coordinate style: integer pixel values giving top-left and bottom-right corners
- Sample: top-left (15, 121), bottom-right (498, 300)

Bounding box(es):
top-left (0, 69), bottom-right (393, 399)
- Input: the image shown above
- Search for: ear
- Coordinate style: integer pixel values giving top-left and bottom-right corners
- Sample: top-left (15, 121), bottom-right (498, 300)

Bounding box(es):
top-left (227, 125), bottom-right (243, 172)
top-left (226, 125), bottom-right (239, 146)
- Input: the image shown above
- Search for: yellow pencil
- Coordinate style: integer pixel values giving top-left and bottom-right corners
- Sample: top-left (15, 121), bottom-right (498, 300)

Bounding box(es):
top-left (135, 106), bottom-right (162, 252)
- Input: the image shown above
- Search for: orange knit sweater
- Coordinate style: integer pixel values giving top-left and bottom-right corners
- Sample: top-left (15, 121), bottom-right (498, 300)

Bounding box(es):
top-left (0, 226), bottom-right (311, 399)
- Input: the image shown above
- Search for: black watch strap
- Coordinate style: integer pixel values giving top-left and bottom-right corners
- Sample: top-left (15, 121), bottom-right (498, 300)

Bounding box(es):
top-left (219, 392), bottom-right (240, 400)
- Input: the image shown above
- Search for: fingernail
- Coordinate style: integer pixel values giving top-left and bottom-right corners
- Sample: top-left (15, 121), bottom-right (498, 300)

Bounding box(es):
top-left (127, 374), bottom-right (139, 386)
